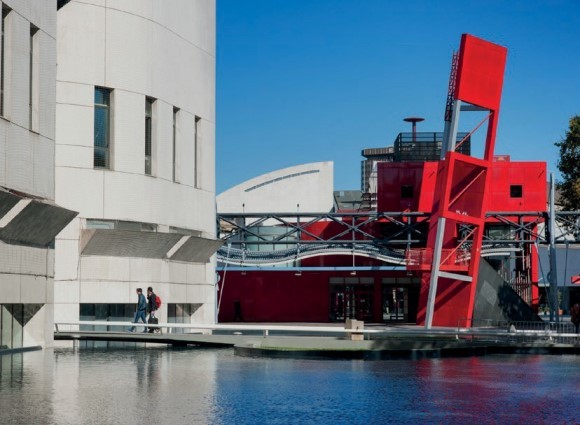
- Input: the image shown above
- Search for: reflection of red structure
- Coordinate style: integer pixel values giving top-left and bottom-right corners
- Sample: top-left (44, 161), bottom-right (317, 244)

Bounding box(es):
top-left (217, 34), bottom-right (547, 326)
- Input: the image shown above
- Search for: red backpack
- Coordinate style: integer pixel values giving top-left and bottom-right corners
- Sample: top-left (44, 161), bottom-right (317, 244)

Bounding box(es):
top-left (155, 295), bottom-right (162, 309)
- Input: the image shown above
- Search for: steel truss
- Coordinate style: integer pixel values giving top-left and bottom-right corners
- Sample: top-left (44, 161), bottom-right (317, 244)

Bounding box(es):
top-left (217, 211), bottom-right (580, 266)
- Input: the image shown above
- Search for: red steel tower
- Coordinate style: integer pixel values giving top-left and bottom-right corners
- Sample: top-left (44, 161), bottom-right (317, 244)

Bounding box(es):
top-left (418, 34), bottom-right (508, 328)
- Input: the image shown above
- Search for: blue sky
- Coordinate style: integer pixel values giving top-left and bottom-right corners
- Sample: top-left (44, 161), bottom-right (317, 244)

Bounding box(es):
top-left (216, 0), bottom-right (580, 194)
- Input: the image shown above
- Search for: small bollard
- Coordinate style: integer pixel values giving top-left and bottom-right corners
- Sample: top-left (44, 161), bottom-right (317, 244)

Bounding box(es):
top-left (345, 319), bottom-right (364, 341)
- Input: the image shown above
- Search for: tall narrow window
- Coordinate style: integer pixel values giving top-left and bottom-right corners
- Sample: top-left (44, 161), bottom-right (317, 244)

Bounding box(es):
top-left (1, 6), bottom-right (11, 117)
top-left (94, 87), bottom-right (111, 168)
top-left (194, 116), bottom-right (201, 188)
top-left (29, 25), bottom-right (39, 131)
top-left (145, 97), bottom-right (154, 175)
top-left (172, 107), bottom-right (179, 182)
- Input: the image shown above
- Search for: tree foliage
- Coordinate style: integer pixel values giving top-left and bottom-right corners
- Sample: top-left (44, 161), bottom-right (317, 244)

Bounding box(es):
top-left (555, 115), bottom-right (580, 210)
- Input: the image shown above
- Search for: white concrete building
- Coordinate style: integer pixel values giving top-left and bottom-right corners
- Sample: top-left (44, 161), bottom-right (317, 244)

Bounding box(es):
top-left (54, 1), bottom-right (219, 331)
top-left (217, 162), bottom-right (334, 214)
top-left (0, 1), bottom-right (76, 351)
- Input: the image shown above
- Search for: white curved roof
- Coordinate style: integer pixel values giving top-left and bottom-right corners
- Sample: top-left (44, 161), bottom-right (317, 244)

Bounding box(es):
top-left (217, 162), bottom-right (334, 213)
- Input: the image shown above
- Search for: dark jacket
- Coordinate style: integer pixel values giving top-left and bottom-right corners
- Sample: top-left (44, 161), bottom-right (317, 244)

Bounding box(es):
top-left (571, 304), bottom-right (580, 324)
top-left (148, 293), bottom-right (157, 312)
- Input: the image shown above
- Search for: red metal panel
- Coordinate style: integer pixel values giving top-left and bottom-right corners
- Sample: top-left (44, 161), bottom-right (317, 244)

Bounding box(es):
top-left (455, 34), bottom-right (507, 110)
top-left (217, 271), bottom-right (331, 322)
top-left (377, 162), bottom-right (437, 211)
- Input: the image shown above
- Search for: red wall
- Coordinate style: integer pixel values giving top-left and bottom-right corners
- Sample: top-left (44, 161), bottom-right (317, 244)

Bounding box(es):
top-left (486, 161), bottom-right (546, 211)
top-left (377, 162), bottom-right (438, 212)
top-left (378, 159), bottom-right (546, 214)
top-left (218, 271), bottom-right (331, 322)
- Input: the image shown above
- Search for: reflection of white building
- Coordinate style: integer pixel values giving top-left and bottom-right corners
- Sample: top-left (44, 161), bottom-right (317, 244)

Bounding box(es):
top-left (0, 1), bottom-right (76, 351)
top-left (218, 162), bottom-right (334, 214)
top-left (54, 2), bottom-right (219, 330)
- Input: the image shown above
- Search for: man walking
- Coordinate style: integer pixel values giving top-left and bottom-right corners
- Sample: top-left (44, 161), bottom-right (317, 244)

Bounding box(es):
top-left (128, 288), bottom-right (147, 332)
top-left (147, 286), bottom-right (158, 333)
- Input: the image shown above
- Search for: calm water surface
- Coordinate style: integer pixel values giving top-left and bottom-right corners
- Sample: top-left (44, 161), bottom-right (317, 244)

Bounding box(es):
top-left (0, 347), bottom-right (579, 424)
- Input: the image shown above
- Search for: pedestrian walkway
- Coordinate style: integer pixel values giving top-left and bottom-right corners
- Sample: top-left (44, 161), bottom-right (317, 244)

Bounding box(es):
top-left (54, 320), bottom-right (580, 359)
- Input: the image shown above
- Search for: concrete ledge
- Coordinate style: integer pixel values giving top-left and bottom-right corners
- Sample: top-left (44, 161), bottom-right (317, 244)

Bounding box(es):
top-left (234, 342), bottom-right (580, 360)
top-left (0, 345), bottom-right (42, 356)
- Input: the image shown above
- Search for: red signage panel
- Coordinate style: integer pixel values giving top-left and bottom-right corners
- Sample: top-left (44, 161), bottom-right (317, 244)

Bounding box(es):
top-left (455, 34), bottom-right (507, 110)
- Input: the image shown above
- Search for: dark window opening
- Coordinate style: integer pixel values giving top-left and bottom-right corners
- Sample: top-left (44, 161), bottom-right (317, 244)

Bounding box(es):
top-left (510, 185), bottom-right (523, 198)
top-left (401, 185), bottom-right (414, 199)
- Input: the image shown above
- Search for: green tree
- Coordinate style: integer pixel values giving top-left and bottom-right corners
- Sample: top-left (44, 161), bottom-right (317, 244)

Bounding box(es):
top-left (555, 115), bottom-right (580, 210)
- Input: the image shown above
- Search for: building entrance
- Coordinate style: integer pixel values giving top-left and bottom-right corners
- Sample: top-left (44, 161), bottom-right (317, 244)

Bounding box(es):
top-left (381, 277), bottom-right (421, 323)
top-left (329, 277), bottom-right (373, 322)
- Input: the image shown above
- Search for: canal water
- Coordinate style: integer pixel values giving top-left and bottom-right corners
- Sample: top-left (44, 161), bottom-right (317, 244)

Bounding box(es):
top-left (0, 347), bottom-right (579, 424)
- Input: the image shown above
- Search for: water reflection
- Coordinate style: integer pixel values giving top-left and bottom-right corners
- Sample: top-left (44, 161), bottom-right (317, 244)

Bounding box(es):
top-left (0, 348), bottom-right (578, 424)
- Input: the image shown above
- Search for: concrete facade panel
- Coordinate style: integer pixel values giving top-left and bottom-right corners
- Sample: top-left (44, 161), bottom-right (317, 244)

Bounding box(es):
top-left (5, 11), bottom-right (29, 128)
top-left (20, 275), bottom-right (48, 303)
top-left (5, 125), bottom-right (34, 192)
top-left (152, 1), bottom-right (215, 56)
top-left (30, 0), bottom-right (57, 39)
top-left (80, 256), bottom-right (132, 282)
top-left (0, 242), bottom-right (21, 274)
top-left (106, 0), bottom-right (153, 19)
top-left (177, 111), bottom-right (195, 186)
top-left (0, 124), bottom-right (5, 186)
top-left (3, 0), bottom-right (32, 19)
top-left (0, 273), bottom-right (20, 302)
top-left (80, 281), bottom-right (127, 303)
top-left (54, 281), bottom-right (80, 305)
top-left (56, 81), bottom-right (93, 107)
top-left (55, 144), bottom-right (93, 169)
top-left (56, 167), bottom-right (104, 218)
top-left (104, 8), bottom-right (151, 93)
top-left (56, 2), bottom-right (106, 86)
top-left (55, 103), bottom-right (94, 149)
top-left (198, 119), bottom-right (216, 192)
top-left (128, 257), bottom-right (164, 283)
top-left (38, 30), bottom-right (57, 139)
top-left (33, 135), bottom-right (55, 198)
top-left (54, 239), bottom-right (80, 281)
top-left (110, 90), bottom-right (144, 174)
top-left (19, 245), bottom-right (51, 277)
top-left (152, 100), bottom-right (172, 181)
top-left (53, 301), bottom-right (79, 324)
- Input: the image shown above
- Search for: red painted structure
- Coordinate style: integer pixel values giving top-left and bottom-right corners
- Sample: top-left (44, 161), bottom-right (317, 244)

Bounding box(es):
top-left (217, 34), bottom-right (547, 325)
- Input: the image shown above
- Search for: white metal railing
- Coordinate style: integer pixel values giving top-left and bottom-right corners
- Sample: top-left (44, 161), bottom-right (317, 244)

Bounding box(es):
top-left (457, 318), bottom-right (579, 344)
top-left (54, 320), bottom-right (580, 344)
top-left (53, 321), bottom-right (373, 337)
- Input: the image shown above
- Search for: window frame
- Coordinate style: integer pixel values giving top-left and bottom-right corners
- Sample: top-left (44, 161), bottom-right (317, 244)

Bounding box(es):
top-left (94, 87), bottom-right (112, 169)
top-left (144, 97), bottom-right (155, 175)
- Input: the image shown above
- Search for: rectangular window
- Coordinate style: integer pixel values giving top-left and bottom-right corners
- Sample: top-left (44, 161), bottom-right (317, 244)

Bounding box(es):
top-left (144, 97), bottom-right (154, 175)
top-left (401, 185), bottom-right (414, 199)
top-left (29, 25), bottom-right (39, 131)
top-left (1, 6), bottom-right (11, 117)
top-left (194, 116), bottom-right (201, 188)
top-left (94, 87), bottom-right (111, 168)
top-left (172, 107), bottom-right (179, 182)
top-left (510, 185), bottom-right (523, 198)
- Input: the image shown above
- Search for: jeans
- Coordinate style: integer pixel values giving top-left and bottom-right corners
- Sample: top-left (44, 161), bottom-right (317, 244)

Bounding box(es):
top-left (129, 310), bottom-right (147, 332)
